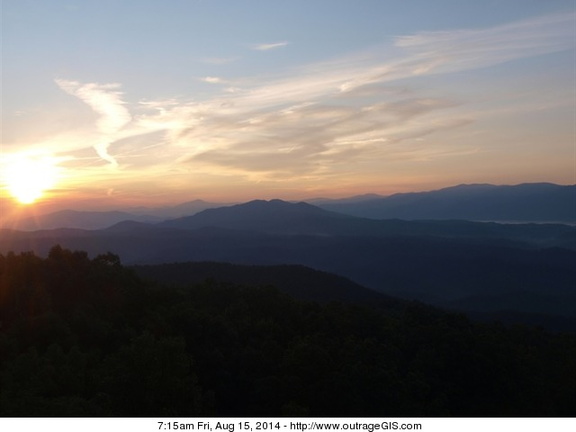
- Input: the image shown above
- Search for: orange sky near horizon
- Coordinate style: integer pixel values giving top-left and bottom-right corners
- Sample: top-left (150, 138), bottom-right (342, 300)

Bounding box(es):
top-left (2, 1), bottom-right (575, 213)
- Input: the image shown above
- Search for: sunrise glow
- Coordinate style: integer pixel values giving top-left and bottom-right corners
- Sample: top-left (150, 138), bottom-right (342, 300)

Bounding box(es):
top-left (0, 1), bottom-right (575, 423)
top-left (1, 1), bottom-right (574, 210)
top-left (4, 154), bottom-right (60, 205)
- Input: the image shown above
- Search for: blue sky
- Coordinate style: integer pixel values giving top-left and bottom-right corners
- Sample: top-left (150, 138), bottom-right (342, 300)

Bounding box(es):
top-left (1, 0), bottom-right (575, 210)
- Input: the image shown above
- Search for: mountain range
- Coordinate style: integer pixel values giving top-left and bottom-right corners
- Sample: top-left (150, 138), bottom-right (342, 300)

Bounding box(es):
top-left (2, 190), bottom-right (575, 331)
top-left (0, 199), bottom-right (228, 231)
top-left (156, 198), bottom-right (575, 248)
top-left (2, 183), bottom-right (574, 231)
top-left (315, 183), bottom-right (576, 222)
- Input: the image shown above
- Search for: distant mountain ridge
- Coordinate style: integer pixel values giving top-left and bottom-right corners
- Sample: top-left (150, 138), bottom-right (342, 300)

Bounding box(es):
top-left (155, 199), bottom-right (575, 249)
top-left (159, 199), bottom-right (359, 235)
top-left (126, 199), bottom-right (235, 219)
top-left (315, 183), bottom-right (576, 222)
top-left (0, 199), bottom-right (230, 231)
top-left (2, 183), bottom-right (573, 231)
top-left (1, 210), bottom-right (162, 231)
top-left (2, 197), bottom-right (576, 331)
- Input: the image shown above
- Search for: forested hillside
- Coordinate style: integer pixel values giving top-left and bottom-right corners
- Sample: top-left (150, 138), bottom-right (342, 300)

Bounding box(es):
top-left (131, 261), bottom-right (398, 305)
top-left (1, 247), bottom-right (575, 417)
top-left (2, 200), bottom-right (575, 332)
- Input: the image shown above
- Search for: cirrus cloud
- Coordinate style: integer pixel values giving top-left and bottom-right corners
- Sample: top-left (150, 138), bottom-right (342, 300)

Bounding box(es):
top-left (251, 41), bottom-right (290, 51)
top-left (56, 79), bottom-right (132, 167)
top-left (47, 12), bottom-right (574, 185)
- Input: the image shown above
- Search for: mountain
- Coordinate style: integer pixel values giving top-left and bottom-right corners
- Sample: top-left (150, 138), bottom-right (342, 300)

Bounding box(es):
top-left (131, 258), bottom-right (576, 332)
top-left (2, 198), bottom-right (576, 330)
top-left (315, 183), bottom-right (576, 223)
top-left (0, 199), bottom-right (234, 231)
top-left (2, 215), bottom-right (575, 330)
top-left (126, 199), bottom-right (234, 219)
top-left (4, 182), bottom-right (573, 231)
top-left (159, 199), bottom-right (363, 235)
top-left (132, 261), bottom-right (401, 306)
top-left (307, 193), bottom-right (385, 205)
top-left (3, 247), bottom-right (575, 416)
top-left (1, 209), bottom-right (162, 231)
top-left (158, 199), bottom-right (575, 249)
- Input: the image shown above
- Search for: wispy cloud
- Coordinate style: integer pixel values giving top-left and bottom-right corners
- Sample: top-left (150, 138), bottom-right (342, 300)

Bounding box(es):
top-left (216, 14), bottom-right (573, 112)
top-left (187, 98), bottom-right (470, 178)
top-left (200, 76), bottom-right (229, 84)
top-left (394, 12), bottom-right (575, 75)
top-left (48, 12), bottom-right (574, 185)
top-left (251, 41), bottom-right (290, 51)
top-left (55, 79), bottom-right (131, 167)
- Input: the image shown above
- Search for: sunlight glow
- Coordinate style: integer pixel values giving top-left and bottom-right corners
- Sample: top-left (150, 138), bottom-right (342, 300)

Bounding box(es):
top-left (4, 154), bottom-right (60, 204)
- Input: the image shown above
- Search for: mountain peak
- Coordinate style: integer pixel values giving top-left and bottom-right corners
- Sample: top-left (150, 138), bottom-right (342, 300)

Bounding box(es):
top-left (226, 199), bottom-right (323, 213)
top-left (159, 198), bottom-right (354, 234)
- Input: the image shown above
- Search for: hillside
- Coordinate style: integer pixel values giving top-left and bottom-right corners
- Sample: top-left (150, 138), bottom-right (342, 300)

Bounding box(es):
top-left (2, 225), bottom-right (575, 330)
top-left (132, 261), bottom-right (400, 306)
top-left (2, 199), bottom-right (575, 331)
top-left (1, 247), bottom-right (575, 416)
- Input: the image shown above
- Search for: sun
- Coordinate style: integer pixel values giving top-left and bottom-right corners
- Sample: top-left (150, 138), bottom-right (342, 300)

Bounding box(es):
top-left (5, 154), bottom-right (60, 204)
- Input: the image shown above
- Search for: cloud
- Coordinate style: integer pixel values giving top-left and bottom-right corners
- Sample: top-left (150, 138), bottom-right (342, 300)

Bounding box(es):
top-left (56, 79), bottom-right (131, 167)
top-left (170, 14), bottom-right (573, 177)
top-left (393, 12), bottom-right (575, 75)
top-left (200, 76), bottom-right (229, 84)
top-left (178, 96), bottom-right (469, 179)
top-left (251, 41), bottom-right (290, 51)
top-left (49, 12), bottom-right (574, 184)
top-left (216, 12), bottom-right (574, 112)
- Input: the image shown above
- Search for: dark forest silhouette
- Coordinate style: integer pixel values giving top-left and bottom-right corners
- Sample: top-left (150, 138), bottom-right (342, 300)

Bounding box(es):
top-left (1, 246), bottom-right (575, 416)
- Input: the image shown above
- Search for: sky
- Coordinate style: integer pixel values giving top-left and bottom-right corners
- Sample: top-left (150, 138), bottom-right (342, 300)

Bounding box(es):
top-left (1, 0), bottom-right (575, 212)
